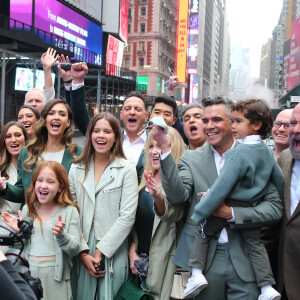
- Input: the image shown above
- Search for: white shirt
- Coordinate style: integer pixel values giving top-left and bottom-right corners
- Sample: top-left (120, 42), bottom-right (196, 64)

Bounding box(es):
top-left (211, 140), bottom-right (237, 243)
top-left (122, 131), bottom-right (147, 165)
top-left (290, 160), bottom-right (300, 216)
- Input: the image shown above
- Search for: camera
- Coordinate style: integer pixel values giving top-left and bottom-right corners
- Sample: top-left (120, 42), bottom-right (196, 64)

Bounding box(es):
top-left (0, 217), bottom-right (43, 300)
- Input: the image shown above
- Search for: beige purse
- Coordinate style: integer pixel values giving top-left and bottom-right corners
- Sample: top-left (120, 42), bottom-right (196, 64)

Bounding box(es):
top-left (170, 269), bottom-right (190, 299)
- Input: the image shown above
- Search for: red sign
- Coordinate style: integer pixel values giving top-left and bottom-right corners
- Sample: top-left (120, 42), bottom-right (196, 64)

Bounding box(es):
top-left (119, 0), bottom-right (129, 43)
top-left (288, 18), bottom-right (300, 90)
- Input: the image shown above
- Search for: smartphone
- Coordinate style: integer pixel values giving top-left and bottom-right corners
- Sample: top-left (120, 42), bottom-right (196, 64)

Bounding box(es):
top-left (95, 260), bottom-right (105, 271)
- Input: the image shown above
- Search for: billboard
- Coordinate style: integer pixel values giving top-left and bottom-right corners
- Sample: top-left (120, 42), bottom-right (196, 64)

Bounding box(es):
top-left (288, 18), bottom-right (300, 90)
top-left (106, 35), bottom-right (124, 76)
top-left (10, 0), bottom-right (32, 26)
top-left (15, 67), bottom-right (56, 91)
top-left (176, 0), bottom-right (189, 83)
top-left (102, 0), bottom-right (128, 44)
top-left (120, 0), bottom-right (129, 43)
top-left (10, 0), bottom-right (103, 66)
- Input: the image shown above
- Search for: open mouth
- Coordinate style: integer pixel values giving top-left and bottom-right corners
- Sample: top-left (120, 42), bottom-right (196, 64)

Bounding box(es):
top-left (51, 122), bottom-right (61, 129)
top-left (128, 118), bottom-right (137, 125)
top-left (39, 190), bottom-right (49, 196)
top-left (23, 124), bottom-right (31, 129)
top-left (96, 140), bottom-right (106, 146)
top-left (10, 144), bottom-right (20, 149)
top-left (293, 136), bottom-right (300, 149)
top-left (189, 126), bottom-right (198, 134)
top-left (207, 132), bottom-right (218, 137)
top-left (276, 134), bottom-right (287, 138)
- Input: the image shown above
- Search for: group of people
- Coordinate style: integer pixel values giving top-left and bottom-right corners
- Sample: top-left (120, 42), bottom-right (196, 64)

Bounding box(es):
top-left (0, 47), bottom-right (299, 300)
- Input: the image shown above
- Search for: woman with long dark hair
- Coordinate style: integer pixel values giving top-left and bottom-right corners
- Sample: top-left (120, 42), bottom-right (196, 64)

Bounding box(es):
top-left (69, 112), bottom-right (138, 299)
top-left (0, 121), bottom-right (28, 252)
top-left (0, 99), bottom-right (81, 204)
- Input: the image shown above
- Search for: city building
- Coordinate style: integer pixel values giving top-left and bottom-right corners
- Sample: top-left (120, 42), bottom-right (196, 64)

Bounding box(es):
top-left (124, 0), bottom-right (178, 97)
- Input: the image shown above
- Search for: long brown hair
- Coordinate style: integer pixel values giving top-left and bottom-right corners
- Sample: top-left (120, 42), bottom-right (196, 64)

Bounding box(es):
top-left (23, 99), bottom-right (78, 172)
top-left (26, 161), bottom-right (79, 230)
top-left (75, 113), bottom-right (125, 181)
top-left (0, 121), bottom-right (29, 179)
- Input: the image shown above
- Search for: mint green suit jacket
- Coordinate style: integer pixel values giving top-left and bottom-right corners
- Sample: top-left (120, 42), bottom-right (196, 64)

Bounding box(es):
top-left (160, 143), bottom-right (283, 283)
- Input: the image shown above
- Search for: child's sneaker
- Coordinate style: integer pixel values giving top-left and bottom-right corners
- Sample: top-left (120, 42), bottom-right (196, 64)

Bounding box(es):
top-left (183, 273), bottom-right (208, 299)
top-left (258, 287), bottom-right (281, 300)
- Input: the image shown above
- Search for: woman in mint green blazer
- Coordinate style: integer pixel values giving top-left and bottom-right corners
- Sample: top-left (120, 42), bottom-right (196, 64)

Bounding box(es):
top-left (69, 112), bottom-right (138, 300)
top-left (0, 99), bottom-right (82, 203)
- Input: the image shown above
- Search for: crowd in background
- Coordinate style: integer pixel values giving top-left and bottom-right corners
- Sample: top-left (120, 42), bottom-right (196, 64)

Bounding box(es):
top-left (0, 48), bottom-right (299, 300)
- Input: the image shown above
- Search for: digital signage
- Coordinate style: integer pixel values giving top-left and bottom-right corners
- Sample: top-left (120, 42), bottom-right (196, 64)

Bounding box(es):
top-left (10, 0), bottom-right (103, 66)
top-left (15, 67), bottom-right (56, 92)
top-left (176, 0), bottom-right (189, 83)
top-left (106, 35), bottom-right (124, 76)
top-left (119, 0), bottom-right (129, 44)
top-left (10, 0), bottom-right (32, 26)
top-left (288, 17), bottom-right (300, 90)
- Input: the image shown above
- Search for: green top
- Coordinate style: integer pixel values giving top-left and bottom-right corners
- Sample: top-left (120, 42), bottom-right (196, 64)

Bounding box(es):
top-left (192, 142), bottom-right (284, 223)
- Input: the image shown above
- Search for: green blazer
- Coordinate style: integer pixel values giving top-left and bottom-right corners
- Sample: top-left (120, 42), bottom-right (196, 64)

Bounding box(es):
top-left (1, 145), bottom-right (82, 204)
top-left (160, 143), bottom-right (283, 283)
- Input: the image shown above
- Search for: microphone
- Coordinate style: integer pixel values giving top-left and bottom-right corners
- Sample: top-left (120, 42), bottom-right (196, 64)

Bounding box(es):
top-left (54, 62), bottom-right (72, 70)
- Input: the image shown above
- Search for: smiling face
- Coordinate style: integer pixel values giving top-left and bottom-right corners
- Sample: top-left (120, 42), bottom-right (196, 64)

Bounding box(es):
top-left (150, 102), bottom-right (176, 126)
top-left (183, 107), bottom-right (205, 149)
top-left (5, 125), bottom-right (26, 158)
top-left (45, 103), bottom-right (70, 138)
top-left (120, 96), bottom-right (148, 136)
top-left (231, 110), bottom-right (261, 139)
top-left (272, 109), bottom-right (293, 147)
top-left (148, 139), bottom-right (162, 170)
top-left (17, 108), bottom-right (37, 138)
top-left (202, 104), bottom-right (234, 155)
top-left (35, 167), bottom-right (61, 206)
top-left (91, 118), bottom-right (116, 157)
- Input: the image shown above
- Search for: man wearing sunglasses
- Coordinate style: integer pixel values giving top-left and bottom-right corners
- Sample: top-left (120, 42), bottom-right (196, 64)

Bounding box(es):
top-left (272, 109), bottom-right (293, 159)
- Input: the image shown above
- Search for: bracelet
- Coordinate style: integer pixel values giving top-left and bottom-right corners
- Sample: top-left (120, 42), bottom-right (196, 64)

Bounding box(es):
top-left (64, 79), bottom-right (72, 84)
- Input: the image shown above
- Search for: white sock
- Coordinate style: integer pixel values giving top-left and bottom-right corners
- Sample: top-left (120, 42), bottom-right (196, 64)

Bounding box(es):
top-left (192, 268), bottom-right (203, 277)
top-left (261, 285), bottom-right (274, 294)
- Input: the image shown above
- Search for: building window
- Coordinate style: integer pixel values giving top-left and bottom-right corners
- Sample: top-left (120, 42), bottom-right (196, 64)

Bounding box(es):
top-left (141, 7), bottom-right (146, 16)
top-left (139, 42), bottom-right (145, 51)
top-left (128, 8), bottom-right (132, 19)
top-left (128, 24), bottom-right (131, 33)
top-left (140, 23), bottom-right (146, 32)
top-left (139, 58), bottom-right (144, 67)
top-left (126, 42), bottom-right (130, 52)
top-left (125, 58), bottom-right (130, 69)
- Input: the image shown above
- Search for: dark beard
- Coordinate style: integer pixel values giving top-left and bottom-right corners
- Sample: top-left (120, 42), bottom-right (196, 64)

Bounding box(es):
top-left (289, 134), bottom-right (300, 160)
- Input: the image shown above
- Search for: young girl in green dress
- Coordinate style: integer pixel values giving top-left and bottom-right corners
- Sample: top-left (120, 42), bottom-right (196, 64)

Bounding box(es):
top-left (2, 161), bottom-right (81, 300)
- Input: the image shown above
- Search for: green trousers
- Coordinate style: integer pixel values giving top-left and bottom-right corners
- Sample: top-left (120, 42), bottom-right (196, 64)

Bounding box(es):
top-left (195, 243), bottom-right (259, 300)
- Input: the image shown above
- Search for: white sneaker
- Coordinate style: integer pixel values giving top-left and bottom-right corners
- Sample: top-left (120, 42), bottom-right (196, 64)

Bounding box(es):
top-left (258, 287), bottom-right (281, 300)
top-left (183, 274), bottom-right (208, 299)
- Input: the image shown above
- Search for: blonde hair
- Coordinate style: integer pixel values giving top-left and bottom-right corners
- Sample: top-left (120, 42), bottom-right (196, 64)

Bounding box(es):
top-left (139, 127), bottom-right (185, 190)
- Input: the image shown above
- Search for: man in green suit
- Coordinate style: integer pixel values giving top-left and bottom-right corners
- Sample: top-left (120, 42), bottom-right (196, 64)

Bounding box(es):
top-left (153, 96), bottom-right (283, 299)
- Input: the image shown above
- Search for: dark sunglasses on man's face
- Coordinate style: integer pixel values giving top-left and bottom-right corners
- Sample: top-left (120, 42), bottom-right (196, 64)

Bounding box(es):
top-left (274, 121), bottom-right (290, 129)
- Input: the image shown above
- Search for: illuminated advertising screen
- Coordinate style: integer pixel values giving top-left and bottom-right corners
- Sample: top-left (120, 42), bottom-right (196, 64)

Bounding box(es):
top-left (10, 0), bottom-right (32, 26)
top-left (119, 0), bottom-right (129, 43)
top-left (15, 67), bottom-right (56, 91)
top-left (176, 0), bottom-right (189, 83)
top-left (288, 18), bottom-right (300, 90)
top-left (10, 0), bottom-right (103, 66)
top-left (106, 35), bottom-right (124, 76)
top-left (187, 0), bottom-right (198, 74)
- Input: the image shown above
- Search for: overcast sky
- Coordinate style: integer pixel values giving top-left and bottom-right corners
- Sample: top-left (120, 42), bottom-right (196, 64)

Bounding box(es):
top-left (227, 0), bottom-right (283, 79)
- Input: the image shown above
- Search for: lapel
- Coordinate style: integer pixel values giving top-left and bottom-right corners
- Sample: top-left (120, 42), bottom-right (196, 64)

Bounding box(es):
top-left (61, 146), bottom-right (72, 172)
top-left (82, 158), bottom-right (96, 204)
top-left (200, 144), bottom-right (218, 187)
top-left (152, 215), bottom-right (161, 238)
